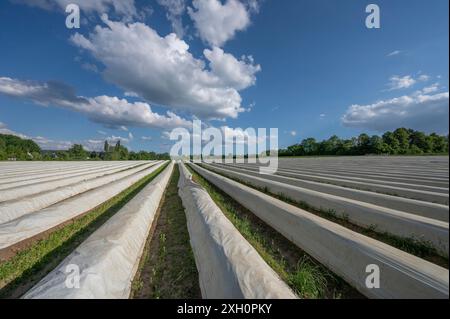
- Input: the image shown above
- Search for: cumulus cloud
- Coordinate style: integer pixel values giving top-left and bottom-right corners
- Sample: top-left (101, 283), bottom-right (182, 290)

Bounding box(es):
top-left (420, 83), bottom-right (440, 94)
top-left (71, 15), bottom-right (260, 119)
top-left (157, 0), bottom-right (186, 38)
top-left (11, 0), bottom-right (138, 20)
top-left (204, 46), bottom-right (261, 90)
top-left (387, 75), bottom-right (417, 90)
top-left (386, 74), bottom-right (431, 91)
top-left (342, 91), bottom-right (449, 133)
top-left (188, 0), bottom-right (251, 47)
top-left (418, 74), bottom-right (431, 82)
top-left (0, 76), bottom-right (191, 130)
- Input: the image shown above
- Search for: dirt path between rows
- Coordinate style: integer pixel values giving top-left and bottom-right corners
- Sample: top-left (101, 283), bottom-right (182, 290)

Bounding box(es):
top-left (131, 165), bottom-right (201, 299)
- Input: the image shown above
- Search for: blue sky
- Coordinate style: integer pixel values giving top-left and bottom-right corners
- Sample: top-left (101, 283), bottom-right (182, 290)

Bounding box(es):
top-left (0, 0), bottom-right (448, 152)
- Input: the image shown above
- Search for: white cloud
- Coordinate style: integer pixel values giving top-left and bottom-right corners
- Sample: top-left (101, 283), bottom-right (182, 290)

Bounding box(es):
top-left (220, 126), bottom-right (266, 145)
top-left (12, 0), bottom-right (138, 20)
top-left (157, 0), bottom-right (186, 38)
top-left (33, 136), bottom-right (76, 150)
top-left (204, 46), bottom-right (261, 90)
top-left (420, 83), bottom-right (440, 94)
top-left (387, 50), bottom-right (401, 57)
top-left (342, 91), bottom-right (449, 133)
top-left (0, 122), bottom-right (27, 139)
top-left (0, 76), bottom-right (191, 130)
top-left (81, 62), bottom-right (99, 73)
top-left (124, 91), bottom-right (139, 98)
top-left (385, 74), bottom-right (432, 91)
top-left (161, 131), bottom-right (171, 140)
top-left (320, 113), bottom-right (326, 118)
top-left (245, 0), bottom-right (260, 13)
top-left (71, 15), bottom-right (260, 119)
top-left (418, 74), bottom-right (431, 82)
top-left (290, 130), bottom-right (297, 137)
top-left (387, 75), bottom-right (416, 90)
top-left (188, 0), bottom-right (251, 47)
top-left (2, 120), bottom-right (137, 151)
top-left (1, 122), bottom-right (92, 151)
top-left (141, 136), bottom-right (153, 141)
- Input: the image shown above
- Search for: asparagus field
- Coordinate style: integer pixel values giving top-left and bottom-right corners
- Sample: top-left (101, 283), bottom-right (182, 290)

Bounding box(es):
top-left (0, 157), bottom-right (448, 299)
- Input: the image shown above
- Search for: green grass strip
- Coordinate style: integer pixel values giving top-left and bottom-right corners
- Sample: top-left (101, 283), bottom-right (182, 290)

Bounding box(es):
top-left (0, 162), bottom-right (168, 298)
top-left (187, 164), bottom-right (362, 299)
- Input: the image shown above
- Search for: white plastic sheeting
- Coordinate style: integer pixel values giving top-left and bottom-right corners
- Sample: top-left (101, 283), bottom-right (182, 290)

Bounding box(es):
top-left (211, 163), bottom-right (449, 222)
top-left (189, 163), bottom-right (449, 299)
top-left (0, 161), bottom-right (161, 224)
top-left (0, 162), bottom-right (116, 183)
top-left (275, 156), bottom-right (449, 178)
top-left (229, 164), bottom-right (449, 194)
top-left (200, 164), bottom-right (449, 254)
top-left (0, 161), bottom-right (143, 193)
top-left (0, 161), bottom-right (168, 251)
top-left (178, 163), bottom-right (297, 299)
top-left (223, 157), bottom-right (449, 205)
top-left (0, 161), bottom-right (150, 202)
top-left (23, 162), bottom-right (174, 299)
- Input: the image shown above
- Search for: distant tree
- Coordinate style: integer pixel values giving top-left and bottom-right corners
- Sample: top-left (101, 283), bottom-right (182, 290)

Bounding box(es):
top-left (357, 133), bottom-right (371, 154)
top-left (0, 134), bottom-right (170, 162)
top-left (278, 128), bottom-right (448, 157)
top-left (287, 144), bottom-right (304, 156)
top-left (393, 128), bottom-right (410, 154)
top-left (68, 144), bottom-right (87, 160)
top-left (409, 145), bottom-right (424, 155)
top-left (368, 135), bottom-right (385, 154)
top-left (429, 133), bottom-right (448, 153)
top-left (382, 131), bottom-right (400, 154)
top-left (320, 135), bottom-right (341, 155)
top-left (409, 130), bottom-right (432, 153)
top-left (0, 134), bottom-right (41, 160)
top-left (301, 138), bottom-right (318, 155)
top-left (0, 138), bottom-right (6, 160)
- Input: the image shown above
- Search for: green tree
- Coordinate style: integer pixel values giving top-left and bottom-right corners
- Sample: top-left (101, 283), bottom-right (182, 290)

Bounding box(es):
top-left (429, 133), bottom-right (448, 153)
top-left (393, 128), bottom-right (410, 154)
top-left (356, 133), bottom-right (371, 154)
top-left (0, 138), bottom-right (6, 160)
top-left (368, 135), bottom-right (385, 154)
top-left (301, 138), bottom-right (318, 155)
top-left (409, 130), bottom-right (432, 153)
top-left (320, 135), bottom-right (341, 155)
top-left (287, 144), bottom-right (304, 156)
top-left (68, 144), bottom-right (88, 160)
top-left (382, 131), bottom-right (400, 154)
top-left (0, 134), bottom-right (41, 160)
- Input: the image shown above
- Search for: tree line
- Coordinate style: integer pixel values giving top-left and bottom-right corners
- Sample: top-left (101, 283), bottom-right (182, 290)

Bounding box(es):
top-left (0, 134), bottom-right (170, 161)
top-left (279, 128), bottom-right (449, 157)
